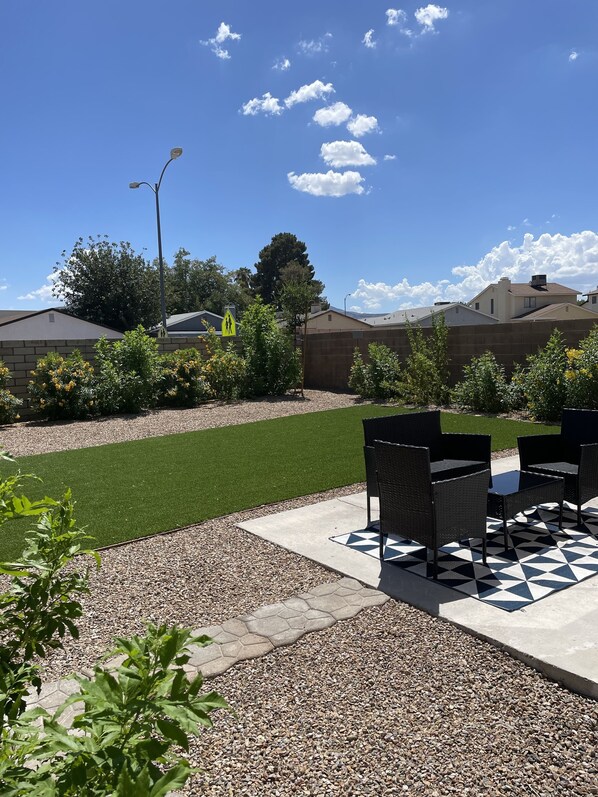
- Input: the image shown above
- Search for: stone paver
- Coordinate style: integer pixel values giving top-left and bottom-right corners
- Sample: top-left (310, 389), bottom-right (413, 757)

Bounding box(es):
top-left (26, 576), bottom-right (389, 715)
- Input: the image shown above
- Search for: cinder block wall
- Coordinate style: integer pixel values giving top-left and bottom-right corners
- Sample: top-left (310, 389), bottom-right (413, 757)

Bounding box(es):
top-left (0, 337), bottom-right (212, 417)
top-left (303, 318), bottom-right (598, 391)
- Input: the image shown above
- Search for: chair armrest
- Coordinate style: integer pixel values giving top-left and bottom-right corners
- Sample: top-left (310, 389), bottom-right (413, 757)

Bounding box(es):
top-left (518, 434), bottom-right (565, 468)
top-left (363, 445), bottom-right (378, 497)
top-left (441, 433), bottom-right (491, 466)
top-left (432, 469), bottom-right (491, 544)
top-left (579, 443), bottom-right (598, 502)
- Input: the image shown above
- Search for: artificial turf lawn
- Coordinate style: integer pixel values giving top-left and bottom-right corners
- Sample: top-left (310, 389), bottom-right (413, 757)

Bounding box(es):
top-left (0, 405), bottom-right (558, 558)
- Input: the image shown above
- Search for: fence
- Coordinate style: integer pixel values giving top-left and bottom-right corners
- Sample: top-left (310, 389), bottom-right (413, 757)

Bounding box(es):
top-left (0, 337), bottom-right (209, 417)
top-left (303, 318), bottom-right (598, 391)
top-left (2, 318), bottom-right (597, 417)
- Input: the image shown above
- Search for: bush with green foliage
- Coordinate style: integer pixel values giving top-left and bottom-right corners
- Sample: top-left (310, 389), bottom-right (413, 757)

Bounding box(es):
top-left (348, 343), bottom-right (401, 400)
top-left (521, 328), bottom-right (568, 421)
top-left (240, 299), bottom-right (301, 396)
top-left (94, 327), bottom-right (161, 414)
top-left (0, 453), bottom-right (228, 795)
top-left (452, 351), bottom-right (509, 413)
top-left (0, 363), bottom-right (22, 425)
top-left (399, 316), bottom-right (450, 405)
top-left (564, 326), bottom-right (598, 410)
top-left (202, 326), bottom-right (247, 400)
top-left (504, 364), bottom-right (528, 412)
top-left (28, 350), bottom-right (95, 420)
top-left (158, 348), bottom-right (212, 407)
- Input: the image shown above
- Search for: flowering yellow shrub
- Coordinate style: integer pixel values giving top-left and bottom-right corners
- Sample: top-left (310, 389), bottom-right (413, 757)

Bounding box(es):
top-left (565, 328), bottom-right (598, 409)
top-left (158, 348), bottom-right (212, 407)
top-left (0, 362), bottom-right (22, 424)
top-left (28, 351), bottom-right (95, 420)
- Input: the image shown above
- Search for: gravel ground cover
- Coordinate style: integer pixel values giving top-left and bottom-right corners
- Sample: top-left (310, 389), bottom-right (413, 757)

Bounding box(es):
top-left (187, 601), bottom-right (598, 797)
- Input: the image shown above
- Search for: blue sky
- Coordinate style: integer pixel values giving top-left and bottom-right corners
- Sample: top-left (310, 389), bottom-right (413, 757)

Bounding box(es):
top-left (2, 0), bottom-right (598, 313)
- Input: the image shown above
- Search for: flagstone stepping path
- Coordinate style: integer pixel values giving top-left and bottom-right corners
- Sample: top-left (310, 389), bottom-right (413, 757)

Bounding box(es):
top-left (27, 577), bottom-right (388, 723)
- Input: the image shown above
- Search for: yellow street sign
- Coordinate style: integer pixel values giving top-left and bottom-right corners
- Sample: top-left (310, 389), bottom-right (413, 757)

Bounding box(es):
top-left (222, 310), bottom-right (236, 337)
top-left (157, 325), bottom-right (168, 339)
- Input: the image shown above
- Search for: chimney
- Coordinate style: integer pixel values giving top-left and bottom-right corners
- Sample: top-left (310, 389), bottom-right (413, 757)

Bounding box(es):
top-left (529, 274), bottom-right (547, 288)
top-left (310, 303), bottom-right (322, 315)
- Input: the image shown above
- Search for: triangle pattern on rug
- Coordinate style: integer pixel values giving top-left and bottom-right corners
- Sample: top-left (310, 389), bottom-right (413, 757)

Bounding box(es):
top-left (331, 505), bottom-right (598, 612)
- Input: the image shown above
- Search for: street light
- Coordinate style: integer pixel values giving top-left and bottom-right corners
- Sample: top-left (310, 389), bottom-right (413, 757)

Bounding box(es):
top-left (129, 147), bottom-right (183, 333)
top-left (344, 292), bottom-right (352, 315)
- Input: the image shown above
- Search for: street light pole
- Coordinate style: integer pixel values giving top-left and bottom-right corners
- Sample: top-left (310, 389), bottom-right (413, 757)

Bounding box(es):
top-left (130, 147), bottom-right (183, 333)
top-left (344, 293), bottom-right (352, 315)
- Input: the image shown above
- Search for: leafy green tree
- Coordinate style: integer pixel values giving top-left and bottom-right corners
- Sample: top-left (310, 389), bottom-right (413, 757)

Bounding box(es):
top-left (252, 232), bottom-right (319, 307)
top-left (53, 236), bottom-right (160, 331)
top-left (240, 299), bottom-right (301, 396)
top-left (164, 249), bottom-right (252, 316)
top-left (279, 261), bottom-right (325, 344)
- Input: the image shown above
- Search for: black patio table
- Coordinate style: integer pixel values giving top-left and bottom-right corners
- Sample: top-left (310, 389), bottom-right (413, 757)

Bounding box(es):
top-left (487, 470), bottom-right (565, 549)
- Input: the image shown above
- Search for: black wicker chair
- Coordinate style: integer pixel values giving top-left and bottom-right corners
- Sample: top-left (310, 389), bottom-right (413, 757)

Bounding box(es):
top-left (363, 410), bottom-right (491, 527)
top-left (518, 408), bottom-right (598, 525)
top-left (374, 441), bottom-right (490, 579)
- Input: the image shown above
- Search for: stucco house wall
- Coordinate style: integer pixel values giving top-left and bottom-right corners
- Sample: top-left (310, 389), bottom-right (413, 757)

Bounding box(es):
top-left (0, 310), bottom-right (123, 342)
top-left (305, 310), bottom-right (371, 333)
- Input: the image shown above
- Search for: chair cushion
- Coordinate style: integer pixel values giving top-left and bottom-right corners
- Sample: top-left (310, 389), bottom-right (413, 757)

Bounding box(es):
top-left (430, 459), bottom-right (486, 481)
top-left (527, 462), bottom-right (579, 476)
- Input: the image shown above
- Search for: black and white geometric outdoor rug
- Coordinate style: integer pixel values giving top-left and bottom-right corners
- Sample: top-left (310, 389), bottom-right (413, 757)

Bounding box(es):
top-left (331, 504), bottom-right (598, 611)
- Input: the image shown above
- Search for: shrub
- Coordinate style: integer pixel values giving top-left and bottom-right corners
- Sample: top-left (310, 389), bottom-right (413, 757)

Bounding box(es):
top-left (0, 454), bottom-right (228, 794)
top-left (564, 325), bottom-right (598, 409)
top-left (240, 299), bottom-right (301, 396)
top-left (0, 363), bottom-right (22, 425)
top-left (452, 351), bottom-right (508, 413)
top-left (158, 348), bottom-right (212, 407)
top-left (202, 326), bottom-right (247, 400)
top-left (399, 316), bottom-right (450, 405)
top-left (504, 364), bottom-right (527, 412)
top-left (94, 327), bottom-right (161, 414)
top-left (522, 328), bottom-right (568, 421)
top-left (348, 343), bottom-right (401, 400)
top-left (28, 350), bottom-right (95, 420)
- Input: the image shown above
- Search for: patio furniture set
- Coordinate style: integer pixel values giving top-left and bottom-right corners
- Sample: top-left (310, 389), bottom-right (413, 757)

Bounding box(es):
top-left (363, 408), bottom-right (598, 579)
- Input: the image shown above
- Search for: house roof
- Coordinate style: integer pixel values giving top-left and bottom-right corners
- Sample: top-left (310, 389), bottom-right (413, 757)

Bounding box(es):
top-left (507, 282), bottom-right (578, 297)
top-left (0, 310), bottom-right (34, 325)
top-left (513, 302), bottom-right (598, 320)
top-left (164, 311), bottom-right (224, 326)
top-left (307, 308), bottom-right (371, 327)
top-left (363, 302), bottom-right (496, 326)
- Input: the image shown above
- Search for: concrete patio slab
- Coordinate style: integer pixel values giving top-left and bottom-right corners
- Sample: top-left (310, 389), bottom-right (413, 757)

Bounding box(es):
top-left (238, 455), bottom-right (598, 700)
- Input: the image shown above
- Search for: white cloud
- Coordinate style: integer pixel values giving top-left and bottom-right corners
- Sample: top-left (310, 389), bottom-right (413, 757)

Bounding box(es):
top-left (18, 272), bottom-right (59, 302)
top-left (241, 92), bottom-right (283, 116)
top-left (0, 282), bottom-right (7, 291)
top-left (298, 33), bottom-right (332, 55)
top-left (414, 4), bottom-right (449, 32)
top-left (313, 101), bottom-right (353, 127)
top-left (285, 79), bottom-right (335, 108)
top-left (350, 231), bottom-right (598, 310)
top-left (363, 29), bottom-right (376, 49)
top-left (200, 21), bottom-right (241, 60)
top-left (320, 140), bottom-right (376, 167)
top-left (287, 170), bottom-right (365, 197)
top-left (273, 57), bottom-right (291, 71)
top-left (569, 49), bottom-right (579, 61)
top-left (384, 154), bottom-right (397, 161)
top-left (386, 8), bottom-right (414, 36)
top-left (386, 8), bottom-right (407, 26)
top-left (347, 114), bottom-right (379, 137)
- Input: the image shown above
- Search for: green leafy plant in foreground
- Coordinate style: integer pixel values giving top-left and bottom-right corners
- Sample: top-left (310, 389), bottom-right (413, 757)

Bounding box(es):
top-left (0, 452), bottom-right (228, 796)
top-left (2, 624), bottom-right (228, 796)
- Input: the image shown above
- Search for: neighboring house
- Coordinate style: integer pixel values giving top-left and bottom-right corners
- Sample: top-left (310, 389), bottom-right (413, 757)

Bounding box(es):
top-left (512, 303), bottom-right (598, 322)
top-left (0, 308), bottom-right (123, 342)
top-left (362, 302), bottom-right (497, 328)
top-left (469, 275), bottom-right (579, 322)
top-left (304, 307), bottom-right (373, 334)
top-left (583, 286), bottom-right (598, 313)
top-left (149, 311), bottom-right (226, 337)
